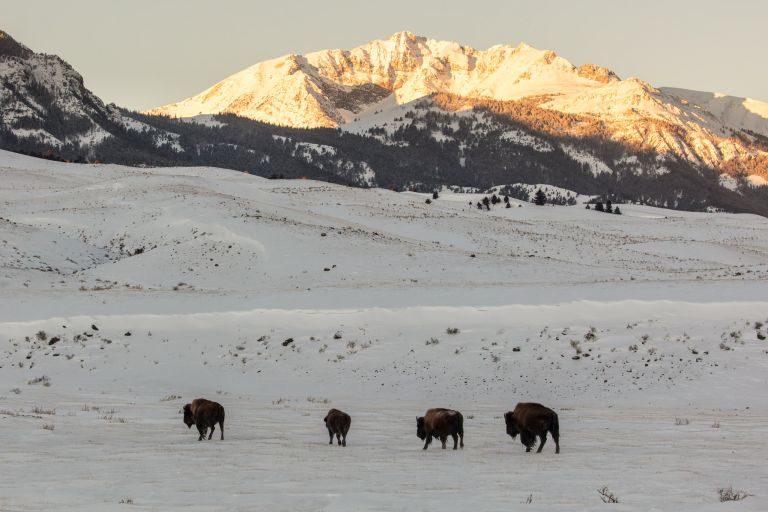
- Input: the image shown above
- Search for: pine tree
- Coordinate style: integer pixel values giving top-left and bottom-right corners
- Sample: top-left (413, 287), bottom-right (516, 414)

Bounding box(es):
top-left (595, 202), bottom-right (604, 212)
top-left (534, 189), bottom-right (547, 206)
top-left (606, 200), bottom-right (613, 214)
top-left (614, 206), bottom-right (622, 215)
top-left (432, 191), bottom-right (439, 200)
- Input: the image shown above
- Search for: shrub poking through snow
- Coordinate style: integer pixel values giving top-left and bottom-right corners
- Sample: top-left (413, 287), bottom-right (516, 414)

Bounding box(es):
top-left (446, 327), bottom-right (459, 335)
top-left (597, 487), bottom-right (619, 503)
top-left (425, 337), bottom-right (439, 346)
top-left (675, 418), bottom-right (690, 426)
top-left (718, 487), bottom-right (751, 502)
top-left (28, 376), bottom-right (50, 386)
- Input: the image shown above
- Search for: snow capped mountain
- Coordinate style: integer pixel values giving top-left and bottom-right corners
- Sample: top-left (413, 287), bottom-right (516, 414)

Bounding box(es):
top-left (147, 31), bottom-right (768, 173)
top-left (147, 31), bottom-right (618, 127)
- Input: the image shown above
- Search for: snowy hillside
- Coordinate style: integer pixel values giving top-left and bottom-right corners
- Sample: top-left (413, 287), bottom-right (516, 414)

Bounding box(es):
top-left (1, 150), bottom-right (767, 510)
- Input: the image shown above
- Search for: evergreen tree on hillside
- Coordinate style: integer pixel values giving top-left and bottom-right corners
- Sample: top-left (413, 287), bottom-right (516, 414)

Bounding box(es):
top-left (595, 201), bottom-right (605, 212)
top-left (606, 200), bottom-right (613, 213)
top-left (534, 189), bottom-right (547, 206)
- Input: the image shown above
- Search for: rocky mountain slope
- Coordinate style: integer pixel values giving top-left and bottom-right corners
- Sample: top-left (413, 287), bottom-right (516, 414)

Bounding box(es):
top-left (0, 30), bottom-right (180, 157)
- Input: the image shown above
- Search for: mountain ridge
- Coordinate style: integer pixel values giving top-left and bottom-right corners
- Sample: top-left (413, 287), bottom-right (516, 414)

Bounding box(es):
top-left (2, 29), bottom-right (768, 217)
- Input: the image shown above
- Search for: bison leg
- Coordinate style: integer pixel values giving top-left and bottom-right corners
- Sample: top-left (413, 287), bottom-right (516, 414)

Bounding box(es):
top-left (459, 431), bottom-right (464, 449)
top-left (208, 424), bottom-right (215, 440)
top-left (328, 427), bottom-right (334, 445)
top-left (341, 434), bottom-right (346, 447)
top-left (521, 431), bottom-right (534, 452)
top-left (536, 433), bottom-right (547, 453)
top-left (219, 420), bottom-right (224, 441)
top-left (423, 432), bottom-right (432, 450)
top-left (197, 425), bottom-right (207, 441)
top-left (552, 430), bottom-right (559, 454)
top-left (440, 435), bottom-right (448, 449)
top-left (451, 433), bottom-right (459, 450)
top-left (336, 432), bottom-right (342, 446)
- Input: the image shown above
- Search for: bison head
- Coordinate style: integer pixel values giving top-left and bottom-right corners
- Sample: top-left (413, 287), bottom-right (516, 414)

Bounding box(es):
top-left (416, 416), bottom-right (426, 440)
top-left (183, 404), bottom-right (195, 428)
top-left (504, 411), bottom-right (519, 438)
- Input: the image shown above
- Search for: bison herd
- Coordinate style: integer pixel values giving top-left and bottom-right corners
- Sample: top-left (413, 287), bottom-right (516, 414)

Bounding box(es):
top-left (183, 399), bottom-right (560, 453)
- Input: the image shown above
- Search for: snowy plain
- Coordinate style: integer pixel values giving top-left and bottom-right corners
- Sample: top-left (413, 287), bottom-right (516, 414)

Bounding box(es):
top-left (1, 149), bottom-right (767, 511)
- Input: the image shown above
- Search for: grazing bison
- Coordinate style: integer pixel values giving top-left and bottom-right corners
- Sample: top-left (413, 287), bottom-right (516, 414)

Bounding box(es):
top-left (504, 402), bottom-right (559, 454)
top-left (323, 408), bottom-right (351, 447)
top-left (183, 398), bottom-right (225, 441)
top-left (416, 408), bottom-right (464, 450)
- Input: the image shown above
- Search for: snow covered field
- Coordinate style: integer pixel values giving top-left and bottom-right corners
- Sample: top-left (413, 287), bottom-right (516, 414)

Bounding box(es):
top-left (1, 150), bottom-right (767, 510)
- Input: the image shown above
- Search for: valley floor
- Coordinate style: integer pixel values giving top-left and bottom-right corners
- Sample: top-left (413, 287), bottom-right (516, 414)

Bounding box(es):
top-left (1, 151), bottom-right (767, 510)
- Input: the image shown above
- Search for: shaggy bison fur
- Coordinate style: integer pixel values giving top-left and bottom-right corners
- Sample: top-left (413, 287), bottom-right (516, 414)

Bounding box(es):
top-left (183, 398), bottom-right (225, 441)
top-left (323, 408), bottom-right (351, 447)
top-left (416, 408), bottom-right (464, 450)
top-left (504, 402), bottom-right (559, 454)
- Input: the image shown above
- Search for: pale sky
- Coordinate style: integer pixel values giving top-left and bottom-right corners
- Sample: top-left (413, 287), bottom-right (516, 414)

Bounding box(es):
top-left (3, 0), bottom-right (766, 110)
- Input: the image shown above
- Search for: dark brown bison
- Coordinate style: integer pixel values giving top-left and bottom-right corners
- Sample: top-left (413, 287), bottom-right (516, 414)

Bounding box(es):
top-left (323, 408), bottom-right (351, 447)
top-left (504, 402), bottom-right (559, 454)
top-left (183, 398), bottom-right (225, 441)
top-left (416, 408), bottom-right (464, 450)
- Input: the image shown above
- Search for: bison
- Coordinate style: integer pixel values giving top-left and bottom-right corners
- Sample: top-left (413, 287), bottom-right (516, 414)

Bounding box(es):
top-left (504, 402), bottom-right (559, 454)
top-left (416, 408), bottom-right (464, 450)
top-left (183, 398), bottom-right (225, 441)
top-left (323, 408), bottom-right (351, 447)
